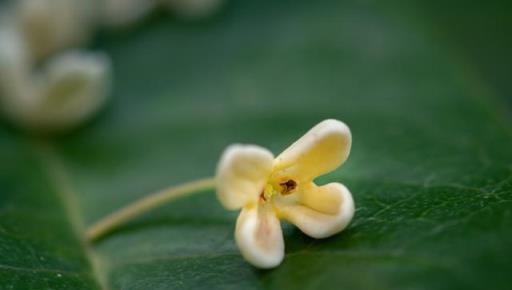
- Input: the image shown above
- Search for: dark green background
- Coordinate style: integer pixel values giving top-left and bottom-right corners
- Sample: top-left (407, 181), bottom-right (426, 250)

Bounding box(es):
top-left (1, 0), bottom-right (511, 289)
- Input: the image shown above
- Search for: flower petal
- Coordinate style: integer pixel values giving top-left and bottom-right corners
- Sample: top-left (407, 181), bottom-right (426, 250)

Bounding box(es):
top-left (235, 205), bottom-right (284, 268)
top-left (36, 51), bottom-right (111, 130)
top-left (300, 182), bottom-right (343, 215)
top-left (216, 144), bottom-right (274, 210)
top-left (273, 119), bottom-right (351, 181)
top-left (102, 0), bottom-right (156, 28)
top-left (0, 24), bottom-right (34, 117)
top-left (18, 0), bottom-right (93, 61)
top-left (277, 182), bottom-right (354, 239)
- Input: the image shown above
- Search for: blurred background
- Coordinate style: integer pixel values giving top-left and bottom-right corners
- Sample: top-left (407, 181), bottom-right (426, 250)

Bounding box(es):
top-left (0, 0), bottom-right (511, 290)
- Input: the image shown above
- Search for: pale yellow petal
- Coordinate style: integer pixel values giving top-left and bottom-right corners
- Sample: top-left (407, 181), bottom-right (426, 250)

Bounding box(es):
top-left (273, 119), bottom-right (351, 182)
top-left (36, 51), bottom-right (111, 130)
top-left (277, 183), bottom-right (354, 239)
top-left (102, 0), bottom-right (156, 28)
top-left (0, 43), bottom-right (111, 132)
top-left (301, 182), bottom-right (343, 215)
top-left (235, 205), bottom-right (284, 268)
top-left (18, 0), bottom-right (93, 61)
top-left (216, 144), bottom-right (274, 210)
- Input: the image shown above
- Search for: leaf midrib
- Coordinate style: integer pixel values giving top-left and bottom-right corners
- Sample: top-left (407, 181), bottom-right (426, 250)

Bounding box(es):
top-left (33, 140), bottom-right (109, 290)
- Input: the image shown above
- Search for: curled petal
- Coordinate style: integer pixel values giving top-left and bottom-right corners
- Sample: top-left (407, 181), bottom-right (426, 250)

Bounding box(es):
top-left (273, 119), bottom-right (351, 182)
top-left (17, 0), bottom-right (94, 61)
top-left (33, 51), bottom-right (112, 131)
top-left (301, 182), bottom-right (343, 215)
top-left (0, 23), bottom-right (34, 113)
top-left (101, 0), bottom-right (156, 28)
top-left (235, 205), bottom-right (284, 268)
top-left (216, 144), bottom-right (274, 210)
top-left (278, 183), bottom-right (354, 239)
top-left (0, 26), bottom-right (111, 132)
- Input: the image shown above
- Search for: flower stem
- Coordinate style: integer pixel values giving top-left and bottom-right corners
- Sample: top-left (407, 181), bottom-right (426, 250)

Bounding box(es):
top-left (86, 177), bottom-right (216, 242)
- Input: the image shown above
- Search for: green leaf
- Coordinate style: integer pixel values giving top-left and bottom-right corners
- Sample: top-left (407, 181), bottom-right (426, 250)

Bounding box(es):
top-left (1, 0), bottom-right (511, 289)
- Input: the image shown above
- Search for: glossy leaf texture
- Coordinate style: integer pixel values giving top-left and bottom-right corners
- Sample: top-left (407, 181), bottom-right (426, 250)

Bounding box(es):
top-left (1, 0), bottom-right (511, 289)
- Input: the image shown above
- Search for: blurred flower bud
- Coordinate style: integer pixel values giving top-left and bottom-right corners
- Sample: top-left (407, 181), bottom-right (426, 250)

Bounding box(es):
top-left (101, 0), bottom-right (157, 28)
top-left (31, 51), bottom-right (112, 132)
top-left (0, 24), bottom-right (112, 133)
top-left (16, 0), bottom-right (96, 62)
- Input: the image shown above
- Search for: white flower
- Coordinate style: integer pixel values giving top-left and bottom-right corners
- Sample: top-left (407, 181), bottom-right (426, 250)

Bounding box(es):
top-left (101, 0), bottom-right (157, 28)
top-left (16, 0), bottom-right (95, 62)
top-left (216, 119), bottom-right (355, 268)
top-left (0, 25), bottom-right (111, 132)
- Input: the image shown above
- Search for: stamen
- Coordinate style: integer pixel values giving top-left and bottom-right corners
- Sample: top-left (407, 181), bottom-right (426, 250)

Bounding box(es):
top-left (259, 191), bottom-right (267, 201)
top-left (279, 179), bottom-right (297, 195)
top-left (260, 184), bottom-right (274, 202)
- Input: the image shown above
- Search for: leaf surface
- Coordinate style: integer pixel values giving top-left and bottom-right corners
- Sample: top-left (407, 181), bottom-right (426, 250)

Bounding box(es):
top-left (1, 0), bottom-right (511, 289)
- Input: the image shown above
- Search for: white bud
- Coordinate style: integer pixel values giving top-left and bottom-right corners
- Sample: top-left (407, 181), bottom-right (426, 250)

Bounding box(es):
top-left (16, 0), bottom-right (95, 61)
top-left (101, 0), bottom-right (158, 28)
top-left (0, 24), bottom-right (112, 132)
top-left (32, 51), bottom-right (112, 132)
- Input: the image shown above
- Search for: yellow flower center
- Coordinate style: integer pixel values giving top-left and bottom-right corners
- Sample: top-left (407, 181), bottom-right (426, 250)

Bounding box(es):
top-left (260, 178), bottom-right (298, 202)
